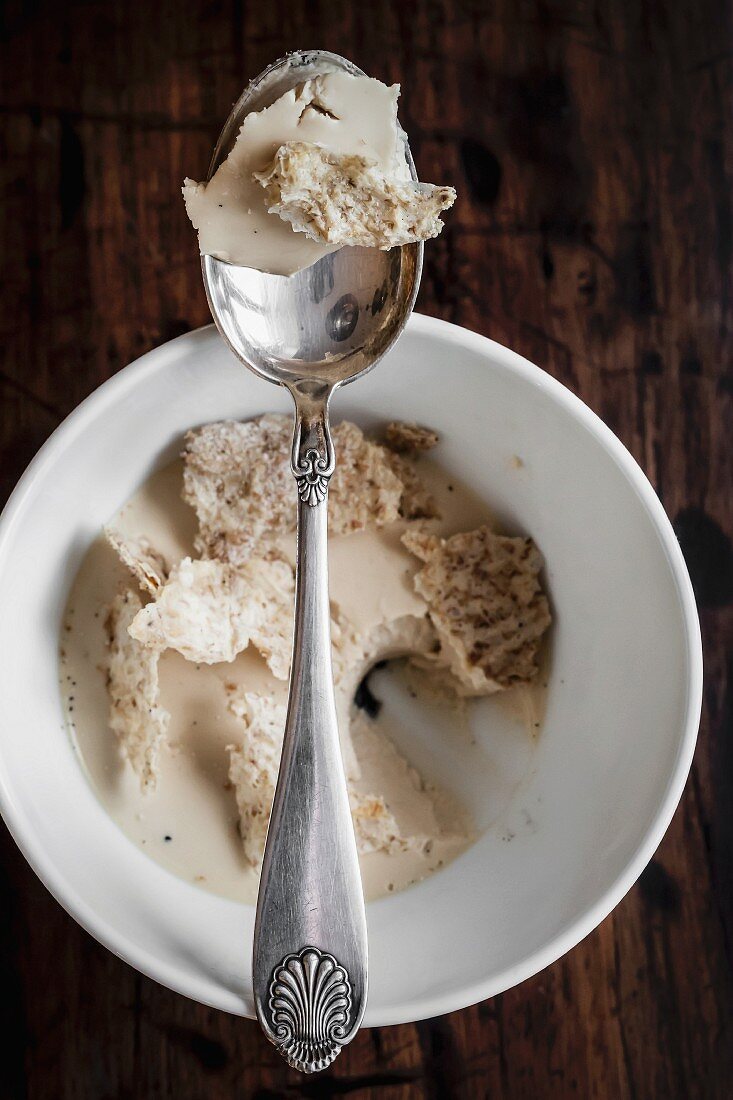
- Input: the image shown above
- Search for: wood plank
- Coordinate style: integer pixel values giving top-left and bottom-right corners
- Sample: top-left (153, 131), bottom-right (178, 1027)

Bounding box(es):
top-left (1, 0), bottom-right (731, 1095)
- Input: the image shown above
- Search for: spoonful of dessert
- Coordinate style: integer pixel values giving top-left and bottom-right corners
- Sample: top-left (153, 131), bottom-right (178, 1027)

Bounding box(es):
top-left (183, 49), bottom-right (455, 1073)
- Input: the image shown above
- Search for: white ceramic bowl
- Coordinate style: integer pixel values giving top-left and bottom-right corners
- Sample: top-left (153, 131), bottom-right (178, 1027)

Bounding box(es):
top-left (0, 316), bottom-right (701, 1024)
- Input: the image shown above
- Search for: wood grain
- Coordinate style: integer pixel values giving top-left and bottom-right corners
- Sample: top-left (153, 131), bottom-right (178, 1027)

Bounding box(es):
top-left (1, 0), bottom-right (732, 1096)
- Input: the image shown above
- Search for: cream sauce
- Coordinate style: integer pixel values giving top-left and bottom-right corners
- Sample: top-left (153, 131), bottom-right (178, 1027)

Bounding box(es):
top-left (60, 446), bottom-right (546, 902)
top-left (183, 71), bottom-right (408, 276)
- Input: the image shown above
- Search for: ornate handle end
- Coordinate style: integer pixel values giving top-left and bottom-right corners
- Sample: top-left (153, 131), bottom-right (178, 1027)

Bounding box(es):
top-left (260, 947), bottom-right (352, 1073)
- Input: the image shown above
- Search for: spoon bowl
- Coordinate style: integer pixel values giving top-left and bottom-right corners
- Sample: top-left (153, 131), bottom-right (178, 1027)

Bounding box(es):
top-left (202, 50), bottom-right (423, 388)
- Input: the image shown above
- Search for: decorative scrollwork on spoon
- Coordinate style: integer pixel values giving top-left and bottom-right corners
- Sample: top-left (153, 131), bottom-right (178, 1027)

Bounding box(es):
top-left (292, 447), bottom-right (334, 506)
top-left (265, 947), bottom-right (352, 1073)
top-left (290, 414), bottom-right (335, 507)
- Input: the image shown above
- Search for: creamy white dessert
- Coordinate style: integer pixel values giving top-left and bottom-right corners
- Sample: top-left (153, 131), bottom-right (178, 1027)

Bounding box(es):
top-left (183, 71), bottom-right (455, 275)
top-left (60, 420), bottom-right (550, 902)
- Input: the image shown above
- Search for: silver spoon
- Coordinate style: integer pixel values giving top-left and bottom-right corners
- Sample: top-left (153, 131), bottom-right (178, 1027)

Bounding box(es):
top-left (201, 50), bottom-right (422, 1073)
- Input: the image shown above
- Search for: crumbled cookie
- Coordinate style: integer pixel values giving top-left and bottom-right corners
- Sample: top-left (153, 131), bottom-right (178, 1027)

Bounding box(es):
top-left (402, 525), bottom-right (551, 693)
top-left (106, 591), bottom-right (169, 791)
top-left (254, 141), bottom-right (456, 248)
top-left (128, 555), bottom-right (294, 677)
top-left (349, 792), bottom-right (430, 857)
top-left (101, 404), bottom-right (550, 871)
top-left (226, 689), bottom-right (428, 866)
top-left (330, 420), bottom-right (404, 534)
top-left (105, 528), bottom-right (168, 594)
top-left (226, 692), bottom-right (285, 865)
top-left (385, 451), bottom-right (440, 520)
top-left (383, 421), bottom-right (440, 455)
top-left (182, 415), bottom-right (292, 563)
top-left (182, 416), bottom-right (403, 562)
top-left (381, 421), bottom-right (440, 518)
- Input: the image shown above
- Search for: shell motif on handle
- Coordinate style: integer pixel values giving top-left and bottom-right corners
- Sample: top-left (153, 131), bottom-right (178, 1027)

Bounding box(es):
top-left (266, 947), bottom-right (352, 1073)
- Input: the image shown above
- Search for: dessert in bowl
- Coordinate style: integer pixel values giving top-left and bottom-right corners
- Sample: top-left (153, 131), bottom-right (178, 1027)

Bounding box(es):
top-left (61, 412), bottom-right (550, 903)
top-left (0, 316), bottom-right (701, 1023)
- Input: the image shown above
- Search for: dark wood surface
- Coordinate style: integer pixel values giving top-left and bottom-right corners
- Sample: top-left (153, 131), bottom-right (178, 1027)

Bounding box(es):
top-left (1, 0), bottom-right (732, 1096)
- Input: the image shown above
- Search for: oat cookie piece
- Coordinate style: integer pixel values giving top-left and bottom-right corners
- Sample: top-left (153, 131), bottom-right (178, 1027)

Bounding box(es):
top-left (330, 420), bottom-right (404, 535)
top-left (106, 590), bottom-right (169, 791)
top-left (402, 525), bottom-right (551, 693)
top-left (183, 416), bottom-right (404, 561)
top-left (105, 528), bottom-right (168, 594)
top-left (128, 555), bottom-right (294, 677)
top-left (383, 421), bottom-right (440, 455)
top-left (182, 415), bottom-right (293, 563)
top-left (385, 451), bottom-right (440, 520)
top-left (349, 792), bottom-right (430, 857)
top-left (226, 692), bottom-right (285, 866)
top-left (381, 420), bottom-right (440, 519)
top-left (254, 142), bottom-right (456, 249)
top-left (226, 688), bottom-right (430, 866)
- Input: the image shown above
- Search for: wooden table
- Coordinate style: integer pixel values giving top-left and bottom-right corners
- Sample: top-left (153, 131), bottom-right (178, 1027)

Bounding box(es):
top-left (1, 1), bottom-right (731, 1095)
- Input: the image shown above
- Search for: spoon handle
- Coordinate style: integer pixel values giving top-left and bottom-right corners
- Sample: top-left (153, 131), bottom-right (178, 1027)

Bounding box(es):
top-left (253, 389), bottom-right (368, 1073)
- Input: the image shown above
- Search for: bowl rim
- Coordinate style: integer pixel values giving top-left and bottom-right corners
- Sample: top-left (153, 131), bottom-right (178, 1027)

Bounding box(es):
top-left (0, 314), bottom-right (703, 1024)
